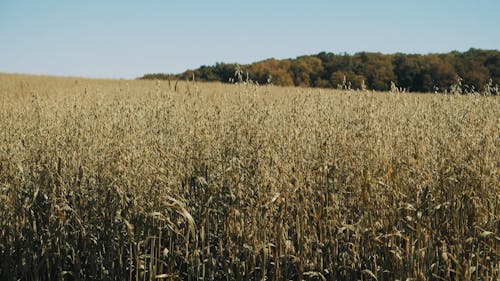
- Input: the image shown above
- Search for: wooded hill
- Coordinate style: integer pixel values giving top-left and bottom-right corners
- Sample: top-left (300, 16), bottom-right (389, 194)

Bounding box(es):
top-left (141, 48), bottom-right (499, 93)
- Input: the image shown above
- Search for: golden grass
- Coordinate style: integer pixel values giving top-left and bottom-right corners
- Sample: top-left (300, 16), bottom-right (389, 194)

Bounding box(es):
top-left (0, 73), bottom-right (498, 280)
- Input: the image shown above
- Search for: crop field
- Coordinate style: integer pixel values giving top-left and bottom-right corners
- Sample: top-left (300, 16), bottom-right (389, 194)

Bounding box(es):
top-left (0, 73), bottom-right (498, 280)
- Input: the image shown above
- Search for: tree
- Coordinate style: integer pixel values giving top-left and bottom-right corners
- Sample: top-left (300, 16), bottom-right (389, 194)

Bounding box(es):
top-left (140, 49), bottom-right (500, 94)
top-left (484, 52), bottom-right (500, 86)
top-left (290, 56), bottom-right (324, 87)
top-left (426, 55), bottom-right (458, 92)
top-left (354, 52), bottom-right (396, 91)
top-left (330, 71), bottom-right (365, 89)
top-left (248, 59), bottom-right (293, 86)
top-left (393, 54), bottom-right (424, 91)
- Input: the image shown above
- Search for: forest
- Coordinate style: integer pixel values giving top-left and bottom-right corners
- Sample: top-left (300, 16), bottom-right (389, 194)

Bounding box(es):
top-left (141, 48), bottom-right (499, 94)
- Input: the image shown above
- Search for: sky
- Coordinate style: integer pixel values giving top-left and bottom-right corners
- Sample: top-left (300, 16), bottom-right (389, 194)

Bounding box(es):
top-left (0, 0), bottom-right (499, 79)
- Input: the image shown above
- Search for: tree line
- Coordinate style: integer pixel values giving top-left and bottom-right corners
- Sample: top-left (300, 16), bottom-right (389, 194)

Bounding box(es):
top-left (140, 48), bottom-right (499, 94)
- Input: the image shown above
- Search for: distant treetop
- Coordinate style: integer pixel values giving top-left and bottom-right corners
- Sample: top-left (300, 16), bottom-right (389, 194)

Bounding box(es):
top-left (140, 49), bottom-right (499, 94)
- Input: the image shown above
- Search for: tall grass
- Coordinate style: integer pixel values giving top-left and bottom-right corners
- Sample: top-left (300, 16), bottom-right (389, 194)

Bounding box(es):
top-left (0, 74), bottom-right (498, 280)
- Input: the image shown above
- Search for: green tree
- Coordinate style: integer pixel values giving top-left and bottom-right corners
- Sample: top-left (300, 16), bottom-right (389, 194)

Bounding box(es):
top-left (355, 52), bottom-right (396, 91)
top-left (426, 55), bottom-right (458, 92)
top-left (393, 54), bottom-right (424, 91)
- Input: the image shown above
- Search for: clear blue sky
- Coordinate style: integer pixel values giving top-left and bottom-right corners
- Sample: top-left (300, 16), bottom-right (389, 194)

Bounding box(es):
top-left (1, 0), bottom-right (499, 79)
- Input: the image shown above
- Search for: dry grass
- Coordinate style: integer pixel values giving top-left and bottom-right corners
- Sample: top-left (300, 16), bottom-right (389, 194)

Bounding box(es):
top-left (0, 73), bottom-right (498, 281)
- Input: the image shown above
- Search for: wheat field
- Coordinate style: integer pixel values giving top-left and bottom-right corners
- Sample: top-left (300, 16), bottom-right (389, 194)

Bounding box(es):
top-left (0, 73), bottom-right (498, 281)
